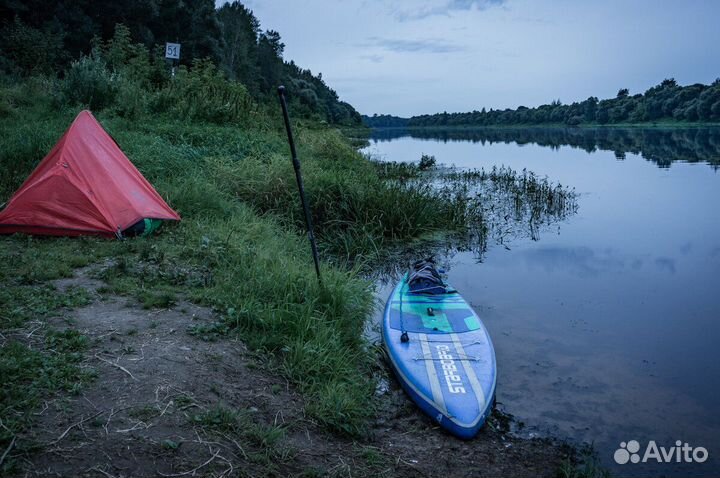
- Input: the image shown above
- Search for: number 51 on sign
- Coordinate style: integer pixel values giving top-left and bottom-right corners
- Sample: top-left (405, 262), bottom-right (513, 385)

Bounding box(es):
top-left (165, 43), bottom-right (180, 60)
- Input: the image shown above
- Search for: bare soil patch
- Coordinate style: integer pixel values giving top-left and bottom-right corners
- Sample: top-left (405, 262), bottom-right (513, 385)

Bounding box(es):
top-left (8, 268), bottom-right (569, 477)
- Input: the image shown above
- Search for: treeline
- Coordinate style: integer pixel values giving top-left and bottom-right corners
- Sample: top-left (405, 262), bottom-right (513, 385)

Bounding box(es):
top-left (0, 0), bottom-right (360, 125)
top-left (362, 114), bottom-right (409, 127)
top-left (364, 79), bottom-right (720, 128)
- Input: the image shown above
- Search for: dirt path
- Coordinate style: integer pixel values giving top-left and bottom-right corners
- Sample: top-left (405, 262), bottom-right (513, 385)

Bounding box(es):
top-left (9, 269), bottom-right (570, 477)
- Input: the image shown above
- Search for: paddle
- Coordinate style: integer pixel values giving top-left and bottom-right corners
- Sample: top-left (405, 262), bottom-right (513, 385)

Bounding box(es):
top-left (277, 86), bottom-right (322, 284)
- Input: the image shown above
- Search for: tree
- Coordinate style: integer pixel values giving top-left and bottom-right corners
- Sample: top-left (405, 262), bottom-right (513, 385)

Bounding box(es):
top-left (583, 96), bottom-right (598, 122)
top-left (217, 1), bottom-right (259, 88)
top-left (696, 87), bottom-right (720, 121)
top-left (617, 88), bottom-right (629, 98)
top-left (0, 17), bottom-right (66, 75)
top-left (256, 29), bottom-right (283, 93)
top-left (162, 0), bottom-right (223, 62)
top-left (596, 105), bottom-right (610, 124)
top-left (566, 115), bottom-right (582, 126)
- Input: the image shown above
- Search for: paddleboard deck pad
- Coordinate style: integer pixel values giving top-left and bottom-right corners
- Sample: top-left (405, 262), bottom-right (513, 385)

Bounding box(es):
top-left (382, 265), bottom-right (497, 439)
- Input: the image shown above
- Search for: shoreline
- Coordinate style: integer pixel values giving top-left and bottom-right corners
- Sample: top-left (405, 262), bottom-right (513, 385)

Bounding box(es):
top-left (355, 121), bottom-right (720, 132)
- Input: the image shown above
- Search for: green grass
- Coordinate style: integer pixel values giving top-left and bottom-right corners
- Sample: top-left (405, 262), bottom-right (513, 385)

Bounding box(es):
top-left (0, 236), bottom-right (112, 285)
top-left (0, 230), bottom-right (99, 467)
top-left (0, 237), bottom-right (109, 471)
top-left (0, 327), bottom-right (94, 471)
top-left (0, 284), bottom-right (91, 328)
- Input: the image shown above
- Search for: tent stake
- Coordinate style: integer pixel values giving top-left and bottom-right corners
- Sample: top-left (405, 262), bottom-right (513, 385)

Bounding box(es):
top-left (277, 86), bottom-right (322, 284)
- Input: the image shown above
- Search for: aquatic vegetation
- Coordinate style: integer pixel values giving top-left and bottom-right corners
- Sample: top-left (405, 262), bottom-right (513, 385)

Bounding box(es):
top-left (418, 153), bottom-right (437, 170)
top-left (444, 165), bottom-right (578, 250)
top-left (371, 159), bottom-right (578, 266)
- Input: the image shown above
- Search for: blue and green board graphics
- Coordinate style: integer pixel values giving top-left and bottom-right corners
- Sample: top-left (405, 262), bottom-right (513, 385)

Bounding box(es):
top-left (383, 274), bottom-right (497, 438)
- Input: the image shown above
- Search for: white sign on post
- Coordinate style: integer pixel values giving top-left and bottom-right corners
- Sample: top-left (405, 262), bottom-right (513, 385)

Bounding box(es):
top-left (165, 43), bottom-right (181, 60)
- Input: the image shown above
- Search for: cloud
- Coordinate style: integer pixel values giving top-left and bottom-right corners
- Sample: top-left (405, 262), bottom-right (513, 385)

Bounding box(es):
top-left (366, 36), bottom-right (466, 54)
top-left (360, 54), bottom-right (384, 63)
top-left (395, 0), bottom-right (506, 21)
top-left (654, 257), bottom-right (676, 275)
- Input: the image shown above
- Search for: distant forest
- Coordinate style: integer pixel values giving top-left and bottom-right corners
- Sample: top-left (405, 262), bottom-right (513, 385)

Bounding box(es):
top-left (363, 79), bottom-right (720, 127)
top-left (0, 0), bottom-right (361, 125)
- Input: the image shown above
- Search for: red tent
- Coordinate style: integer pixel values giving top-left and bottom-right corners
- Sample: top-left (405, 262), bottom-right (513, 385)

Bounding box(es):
top-left (0, 110), bottom-right (180, 238)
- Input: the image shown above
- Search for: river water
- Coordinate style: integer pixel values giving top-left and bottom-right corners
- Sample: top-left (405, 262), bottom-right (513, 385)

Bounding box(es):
top-left (363, 127), bottom-right (720, 477)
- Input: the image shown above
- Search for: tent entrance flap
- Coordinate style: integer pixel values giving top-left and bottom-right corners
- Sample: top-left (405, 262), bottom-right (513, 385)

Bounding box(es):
top-left (122, 218), bottom-right (164, 237)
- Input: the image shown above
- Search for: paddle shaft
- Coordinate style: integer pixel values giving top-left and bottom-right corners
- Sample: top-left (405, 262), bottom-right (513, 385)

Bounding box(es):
top-left (277, 86), bottom-right (322, 283)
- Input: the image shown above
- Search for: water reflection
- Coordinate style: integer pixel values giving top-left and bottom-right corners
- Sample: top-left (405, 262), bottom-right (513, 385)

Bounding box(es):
top-left (518, 246), bottom-right (626, 278)
top-left (368, 127), bottom-right (720, 168)
top-left (509, 246), bottom-right (686, 279)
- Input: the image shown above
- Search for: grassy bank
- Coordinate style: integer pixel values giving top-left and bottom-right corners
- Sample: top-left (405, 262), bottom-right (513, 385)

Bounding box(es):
top-left (1, 73), bottom-right (583, 476)
top-left (0, 79), bottom-right (410, 459)
top-left (0, 75), bottom-right (533, 456)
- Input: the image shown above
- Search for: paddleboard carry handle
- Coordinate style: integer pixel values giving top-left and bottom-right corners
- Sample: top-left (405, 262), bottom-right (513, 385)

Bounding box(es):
top-left (399, 276), bottom-right (409, 343)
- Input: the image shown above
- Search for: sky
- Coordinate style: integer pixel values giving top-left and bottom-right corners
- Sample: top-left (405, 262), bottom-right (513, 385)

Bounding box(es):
top-left (219, 0), bottom-right (720, 117)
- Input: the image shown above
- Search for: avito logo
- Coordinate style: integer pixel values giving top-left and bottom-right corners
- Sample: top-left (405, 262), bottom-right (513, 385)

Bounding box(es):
top-left (614, 440), bottom-right (709, 464)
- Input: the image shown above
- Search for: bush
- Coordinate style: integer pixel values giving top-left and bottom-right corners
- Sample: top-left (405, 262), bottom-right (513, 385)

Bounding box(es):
top-left (0, 77), bottom-right (54, 118)
top-left (0, 83), bottom-right (22, 117)
top-left (111, 76), bottom-right (150, 119)
top-left (20, 24), bottom-right (254, 124)
top-left (419, 153), bottom-right (437, 170)
top-left (60, 55), bottom-right (117, 111)
top-left (152, 59), bottom-right (252, 124)
top-left (100, 24), bottom-right (169, 89)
